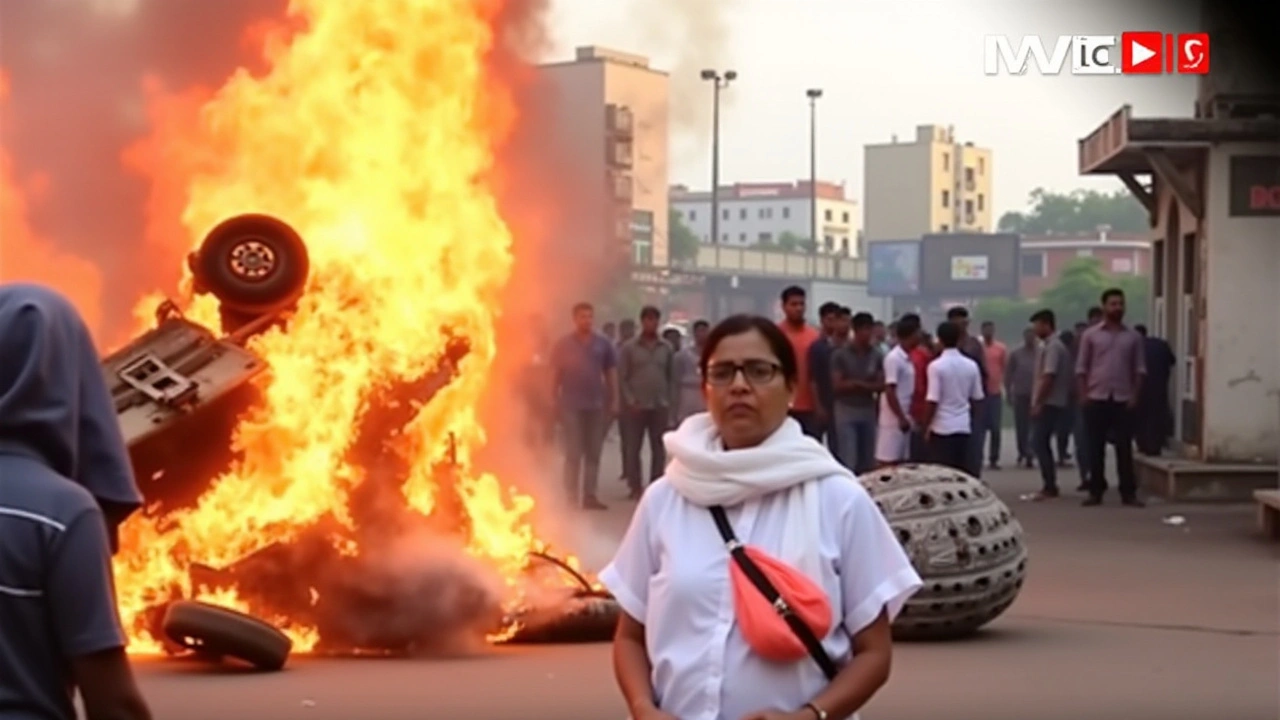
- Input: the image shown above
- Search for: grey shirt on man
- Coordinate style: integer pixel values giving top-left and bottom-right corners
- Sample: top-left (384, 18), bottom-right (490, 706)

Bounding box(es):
top-left (1075, 323), bottom-right (1146, 403)
top-left (618, 335), bottom-right (676, 410)
top-left (1036, 337), bottom-right (1075, 408)
top-left (831, 344), bottom-right (884, 418)
top-left (1005, 345), bottom-right (1037, 397)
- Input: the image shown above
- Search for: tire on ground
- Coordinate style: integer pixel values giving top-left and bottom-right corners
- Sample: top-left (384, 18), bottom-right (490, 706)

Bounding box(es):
top-left (190, 214), bottom-right (310, 316)
top-left (161, 600), bottom-right (293, 671)
top-left (505, 595), bottom-right (620, 644)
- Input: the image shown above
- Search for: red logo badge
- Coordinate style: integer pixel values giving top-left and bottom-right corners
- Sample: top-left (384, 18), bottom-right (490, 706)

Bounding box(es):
top-left (1121, 32), bottom-right (1164, 74)
top-left (1176, 33), bottom-right (1210, 74)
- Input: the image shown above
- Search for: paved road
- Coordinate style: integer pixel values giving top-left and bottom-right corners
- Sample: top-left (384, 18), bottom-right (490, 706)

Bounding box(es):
top-left (134, 430), bottom-right (1280, 719)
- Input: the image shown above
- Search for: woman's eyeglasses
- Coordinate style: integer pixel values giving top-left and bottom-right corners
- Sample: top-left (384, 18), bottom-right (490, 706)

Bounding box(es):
top-left (704, 360), bottom-right (781, 386)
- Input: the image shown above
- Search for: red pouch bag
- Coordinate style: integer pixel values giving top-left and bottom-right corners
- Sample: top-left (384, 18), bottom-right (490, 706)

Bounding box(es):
top-left (710, 506), bottom-right (839, 679)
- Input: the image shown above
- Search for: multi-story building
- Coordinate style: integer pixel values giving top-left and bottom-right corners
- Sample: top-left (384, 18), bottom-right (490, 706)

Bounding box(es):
top-left (863, 124), bottom-right (994, 241)
top-left (538, 46), bottom-right (670, 267)
top-left (1018, 232), bottom-right (1152, 298)
top-left (669, 180), bottom-right (862, 256)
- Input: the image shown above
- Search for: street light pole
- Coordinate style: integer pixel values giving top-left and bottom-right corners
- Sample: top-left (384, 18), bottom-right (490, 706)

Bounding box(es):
top-left (806, 88), bottom-right (823, 255)
top-left (701, 69), bottom-right (736, 245)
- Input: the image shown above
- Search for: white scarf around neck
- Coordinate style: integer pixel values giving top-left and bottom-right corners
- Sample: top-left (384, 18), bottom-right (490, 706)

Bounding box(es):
top-left (663, 413), bottom-right (854, 581)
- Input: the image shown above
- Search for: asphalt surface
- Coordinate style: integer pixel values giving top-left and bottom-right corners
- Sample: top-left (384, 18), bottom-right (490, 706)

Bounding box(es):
top-left (133, 430), bottom-right (1280, 719)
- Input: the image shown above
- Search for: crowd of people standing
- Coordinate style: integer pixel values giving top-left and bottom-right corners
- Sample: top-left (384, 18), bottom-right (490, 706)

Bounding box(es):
top-left (538, 284), bottom-right (1175, 511)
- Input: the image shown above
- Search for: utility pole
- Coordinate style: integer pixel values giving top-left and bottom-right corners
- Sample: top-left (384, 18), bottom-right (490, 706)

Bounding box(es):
top-left (806, 88), bottom-right (823, 255)
top-left (701, 69), bottom-right (737, 245)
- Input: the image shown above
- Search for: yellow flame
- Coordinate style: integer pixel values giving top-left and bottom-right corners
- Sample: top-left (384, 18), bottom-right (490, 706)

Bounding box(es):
top-left (114, 0), bottom-right (538, 652)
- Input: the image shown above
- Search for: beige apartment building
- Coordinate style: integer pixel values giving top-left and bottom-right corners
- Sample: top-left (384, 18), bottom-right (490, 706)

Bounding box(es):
top-left (863, 124), bottom-right (994, 241)
top-left (538, 47), bottom-right (670, 267)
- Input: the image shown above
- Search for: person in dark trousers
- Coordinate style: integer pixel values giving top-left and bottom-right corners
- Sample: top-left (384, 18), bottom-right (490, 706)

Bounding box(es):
top-left (776, 285), bottom-right (823, 438)
top-left (1134, 324), bottom-right (1176, 456)
top-left (1028, 310), bottom-right (1075, 499)
top-left (0, 284), bottom-right (153, 720)
top-left (618, 306), bottom-right (676, 500)
top-left (613, 317), bottom-right (637, 484)
top-left (1076, 289), bottom-right (1147, 507)
top-left (1069, 321), bottom-right (1093, 489)
top-left (831, 311), bottom-right (884, 473)
top-left (807, 302), bottom-right (843, 453)
top-left (945, 306), bottom-right (989, 477)
top-left (922, 321), bottom-right (984, 473)
top-left (1005, 326), bottom-right (1038, 468)
top-left (979, 320), bottom-right (1007, 470)
top-left (552, 301), bottom-right (618, 510)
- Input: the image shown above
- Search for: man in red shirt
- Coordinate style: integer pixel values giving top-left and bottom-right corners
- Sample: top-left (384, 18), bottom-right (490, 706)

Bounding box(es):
top-left (776, 285), bottom-right (823, 439)
top-left (906, 316), bottom-right (933, 461)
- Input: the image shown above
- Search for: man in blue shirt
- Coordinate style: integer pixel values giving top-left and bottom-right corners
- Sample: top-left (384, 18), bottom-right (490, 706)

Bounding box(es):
top-left (552, 301), bottom-right (618, 510)
top-left (0, 284), bottom-right (153, 720)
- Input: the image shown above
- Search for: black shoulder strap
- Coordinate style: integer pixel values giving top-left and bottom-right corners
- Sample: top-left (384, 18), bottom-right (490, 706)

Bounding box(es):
top-left (709, 506), bottom-right (839, 680)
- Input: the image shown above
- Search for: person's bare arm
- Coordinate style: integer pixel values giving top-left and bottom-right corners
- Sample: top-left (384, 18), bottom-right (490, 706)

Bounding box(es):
top-left (613, 614), bottom-right (672, 720)
top-left (802, 609), bottom-right (894, 718)
top-left (73, 649), bottom-right (153, 720)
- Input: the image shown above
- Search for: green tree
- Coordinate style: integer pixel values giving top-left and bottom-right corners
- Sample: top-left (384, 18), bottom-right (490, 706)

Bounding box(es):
top-left (998, 187), bottom-right (1147, 235)
top-left (668, 209), bottom-right (701, 264)
top-left (973, 257), bottom-right (1149, 345)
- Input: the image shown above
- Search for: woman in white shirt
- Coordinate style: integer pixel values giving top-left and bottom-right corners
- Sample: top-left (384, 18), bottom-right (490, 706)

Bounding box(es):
top-left (600, 314), bottom-right (922, 720)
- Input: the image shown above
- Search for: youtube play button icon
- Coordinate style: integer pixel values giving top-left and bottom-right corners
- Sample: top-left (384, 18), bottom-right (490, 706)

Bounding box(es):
top-left (1122, 31), bottom-right (1164, 73)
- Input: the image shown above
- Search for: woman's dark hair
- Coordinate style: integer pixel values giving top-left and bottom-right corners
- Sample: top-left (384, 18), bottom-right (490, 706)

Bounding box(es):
top-left (699, 314), bottom-right (798, 388)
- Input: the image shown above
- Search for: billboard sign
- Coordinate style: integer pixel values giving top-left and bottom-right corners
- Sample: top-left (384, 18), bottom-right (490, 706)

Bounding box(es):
top-left (867, 240), bottom-right (921, 297)
top-left (920, 233), bottom-right (1020, 297)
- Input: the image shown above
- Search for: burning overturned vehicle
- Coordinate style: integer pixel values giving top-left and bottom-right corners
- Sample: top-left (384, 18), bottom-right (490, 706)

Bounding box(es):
top-left (106, 215), bottom-right (617, 671)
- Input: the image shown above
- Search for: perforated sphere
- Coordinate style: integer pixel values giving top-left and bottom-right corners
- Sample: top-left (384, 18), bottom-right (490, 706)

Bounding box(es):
top-left (860, 463), bottom-right (1027, 640)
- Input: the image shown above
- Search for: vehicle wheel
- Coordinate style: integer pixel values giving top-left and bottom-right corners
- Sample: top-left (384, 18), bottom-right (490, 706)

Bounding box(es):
top-left (190, 214), bottom-right (310, 315)
top-left (161, 600), bottom-right (293, 671)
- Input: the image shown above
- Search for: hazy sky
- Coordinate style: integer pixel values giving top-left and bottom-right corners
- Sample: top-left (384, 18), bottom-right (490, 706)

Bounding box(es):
top-left (545, 0), bottom-right (1201, 219)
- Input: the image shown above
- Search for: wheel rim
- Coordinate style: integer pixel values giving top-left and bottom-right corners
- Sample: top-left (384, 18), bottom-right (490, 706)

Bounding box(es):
top-left (226, 238), bottom-right (278, 282)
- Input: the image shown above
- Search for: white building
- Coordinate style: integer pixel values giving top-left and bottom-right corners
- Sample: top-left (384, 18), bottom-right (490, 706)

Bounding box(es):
top-left (670, 181), bottom-right (862, 257)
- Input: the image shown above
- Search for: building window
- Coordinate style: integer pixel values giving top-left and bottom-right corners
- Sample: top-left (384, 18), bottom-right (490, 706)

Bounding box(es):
top-left (1076, 248), bottom-right (1092, 257)
top-left (943, 152), bottom-right (950, 171)
top-left (1111, 257), bottom-right (1134, 273)
top-left (978, 157), bottom-right (985, 174)
top-left (632, 241), bottom-right (652, 266)
top-left (758, 232), bottom-right (772, 243)
top-left (824, 235), bottom-right (834, 252)
top-left (721, 233), bottom-right (729, 242)
top-left (964, 167), bottom-right (975, 189)
top-left (824, 208), bottom-right (832, 221)
top-left (739, 208), bottom-right (747, 220)
top-left (1020, 252), bottom-right (1046, 277)
top-left (976, 194), bottom-right (984, 212)
top-left (940, 223), bottom-right (950, 232)
top-left (688, 210), bottom-right (697, 221)
top-left (964, 199), bottom-right (974, 215)
top-left (722, 208), bottom-right (729, 220)
top-left (781, 206), bottom-right (791, 219)
top-left (758, 207), bottom-right (769, 219)
top-left (841, 211), bottom-right (849, 223)
top-left (941, 189), bottom-right (950, 208)
top-left (739, 232), bottom-right (747, 242)
top-left (839, 237), bottom-right (849, 255)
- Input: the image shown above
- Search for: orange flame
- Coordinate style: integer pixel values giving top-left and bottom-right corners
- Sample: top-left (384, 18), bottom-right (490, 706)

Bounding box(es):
top-left (114, 0), bottom-right (543, 652)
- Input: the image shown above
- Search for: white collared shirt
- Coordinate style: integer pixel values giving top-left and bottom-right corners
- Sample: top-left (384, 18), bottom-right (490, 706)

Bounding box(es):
top-left (599, 476), bottom-right (922, 720)
top-left (925, 348), bottom-right (984, 435)
top-left (878, 345), bottom-right (915, 428)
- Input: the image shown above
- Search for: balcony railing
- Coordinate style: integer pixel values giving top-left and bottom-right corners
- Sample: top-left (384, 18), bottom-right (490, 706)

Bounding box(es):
top-left (682, 244), bottom-right (868, 282)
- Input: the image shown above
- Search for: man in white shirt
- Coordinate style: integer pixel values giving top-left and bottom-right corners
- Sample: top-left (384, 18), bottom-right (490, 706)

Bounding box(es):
top-left (874, 315), bottom-right (922, 466)
top-left (921, 320), bottom-right (985, 473)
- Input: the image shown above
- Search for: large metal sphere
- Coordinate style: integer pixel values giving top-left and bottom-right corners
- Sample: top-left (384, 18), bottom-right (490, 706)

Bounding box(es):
top-left (860, 463), bottom-right (1027, 640)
